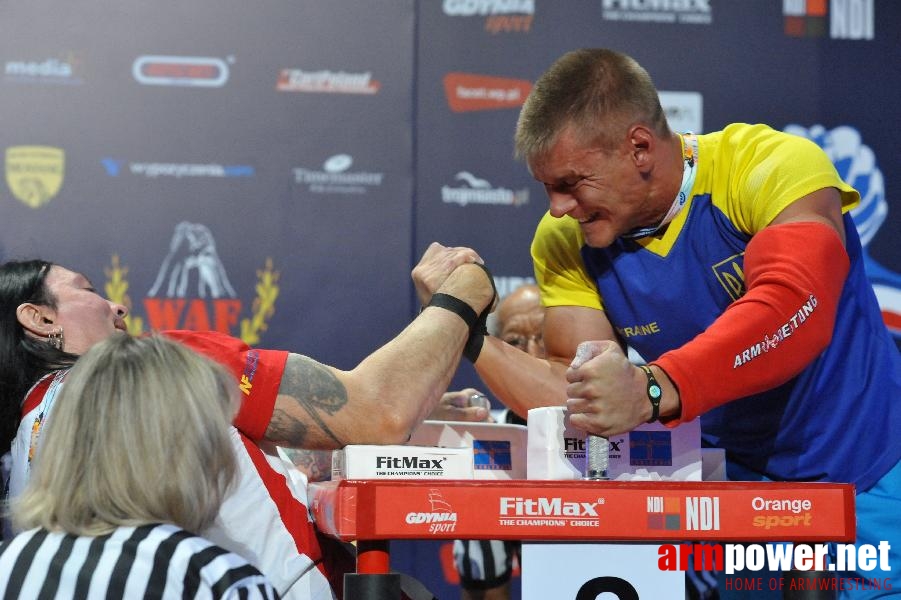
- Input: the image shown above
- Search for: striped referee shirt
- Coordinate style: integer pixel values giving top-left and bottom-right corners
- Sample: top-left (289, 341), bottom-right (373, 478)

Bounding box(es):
top-left (0, 523), bottom-right (279, 599)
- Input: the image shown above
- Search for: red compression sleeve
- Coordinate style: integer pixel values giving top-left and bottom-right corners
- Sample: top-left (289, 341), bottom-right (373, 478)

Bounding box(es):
top-left (654, 221), bottom-right (849, 424)
top-left (163, 330), bottom-right (289, 441)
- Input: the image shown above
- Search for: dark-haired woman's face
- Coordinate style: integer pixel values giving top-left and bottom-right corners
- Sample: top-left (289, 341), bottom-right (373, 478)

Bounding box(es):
top-left (43, 266), bottom-right (129, 355)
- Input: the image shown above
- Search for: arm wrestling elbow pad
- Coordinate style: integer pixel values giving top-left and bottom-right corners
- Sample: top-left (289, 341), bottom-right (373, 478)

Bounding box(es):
top-left (654, 221), bottom-right (849, 423)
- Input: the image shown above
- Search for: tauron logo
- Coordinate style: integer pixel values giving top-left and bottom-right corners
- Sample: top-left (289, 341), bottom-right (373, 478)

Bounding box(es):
top-left (276, 69), bottom-right (380, 94)
top-left (133, 55), bottom-right (230, 87)
top-left (443, 73), bottom-right (531, 112)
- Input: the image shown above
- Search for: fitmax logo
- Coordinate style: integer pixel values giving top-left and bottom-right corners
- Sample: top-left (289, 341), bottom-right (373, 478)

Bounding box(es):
top-left (376, 456), bottom-right (446, 470)
top-left (500, 497), bottom-right (599, 517)
top-left (565, 437), bottom-right (622, 452)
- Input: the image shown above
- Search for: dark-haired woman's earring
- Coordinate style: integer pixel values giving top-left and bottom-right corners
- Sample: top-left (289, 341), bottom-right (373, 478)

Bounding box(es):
top-left (48, 328), bottom-right (64, 350)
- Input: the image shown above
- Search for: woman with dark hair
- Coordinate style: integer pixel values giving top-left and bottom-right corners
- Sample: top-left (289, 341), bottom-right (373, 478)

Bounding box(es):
top-left (0, 261), bottom-right (81, 456)
top-left (0, 256), bottom-right (494, 599)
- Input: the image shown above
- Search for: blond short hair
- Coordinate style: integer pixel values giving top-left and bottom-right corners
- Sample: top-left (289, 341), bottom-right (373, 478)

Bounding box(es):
top-left (12, 334), bottom-right (239, 535)
top-left (515, 48), bottom-right (670, 162)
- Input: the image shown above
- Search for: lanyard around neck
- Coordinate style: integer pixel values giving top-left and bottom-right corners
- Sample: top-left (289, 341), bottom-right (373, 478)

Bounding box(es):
top-left (622, 133), bottom-right (698, 240)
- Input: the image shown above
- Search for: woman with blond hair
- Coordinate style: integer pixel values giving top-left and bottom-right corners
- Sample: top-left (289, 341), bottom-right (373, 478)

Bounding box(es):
top-left (0, 334), bottom-right (278, 599)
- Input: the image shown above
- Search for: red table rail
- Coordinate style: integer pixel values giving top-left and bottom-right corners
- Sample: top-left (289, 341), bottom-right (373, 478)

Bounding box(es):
top-left (310, 478), bottom-right (855, 543)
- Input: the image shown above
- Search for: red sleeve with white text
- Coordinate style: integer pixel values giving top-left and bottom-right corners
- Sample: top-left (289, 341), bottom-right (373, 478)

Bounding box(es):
top-left (654, 221), bottom-right (848, 423)
top-left (162, 330), bottom-right (289, 441)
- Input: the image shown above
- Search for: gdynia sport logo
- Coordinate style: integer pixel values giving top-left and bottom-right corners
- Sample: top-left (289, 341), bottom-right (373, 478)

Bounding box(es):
top-left (657, 541), bottom-right (893, 593)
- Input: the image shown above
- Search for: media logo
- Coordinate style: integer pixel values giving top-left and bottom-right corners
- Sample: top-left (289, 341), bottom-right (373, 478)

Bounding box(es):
top-left (405, 489), bottom-right (458, 534)
top-left (441, 171), bottom-right (529, 207)
top-left (784, 0), bottom-right (873, 39)
top-left (629, 430), bottom-right (672, 466)
top-left (443, 73), bottom-right (531, 113)
top-left (101, 158), bottom-right (254, 178)
top-left (103, 222), bottom-right (278, 344)
top-left (4, 145), bottom-right (65, 208)
top-left (132, 55), bottom-right (231, 87)
top-left (293, 154), bottom-right (384, 195)
top-left (442, 0), bottom-right (534, 34)
top-left (276, 69), bottom-right (380, 94)
top-left (3, 53), bottom-right (84, 85)
top-left (601, 0), bottom-right (713, 25)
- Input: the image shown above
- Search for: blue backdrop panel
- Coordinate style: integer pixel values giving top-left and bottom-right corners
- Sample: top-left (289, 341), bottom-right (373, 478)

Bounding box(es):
top-left (2, 1), bottom-right (899, 598)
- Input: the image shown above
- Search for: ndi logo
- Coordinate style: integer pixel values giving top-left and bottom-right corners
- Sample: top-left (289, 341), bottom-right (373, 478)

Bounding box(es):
top-left (784, 0), bottom-right (873, 39)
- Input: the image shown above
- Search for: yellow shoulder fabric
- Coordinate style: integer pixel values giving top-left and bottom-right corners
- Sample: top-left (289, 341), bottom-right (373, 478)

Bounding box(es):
top-left (706, 123), bottom-right (860, 234)
top-left (530, 212), bottom-right (602, 310)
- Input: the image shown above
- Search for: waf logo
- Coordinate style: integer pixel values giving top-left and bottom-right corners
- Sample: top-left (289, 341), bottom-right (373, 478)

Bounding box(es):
top-left (4, 145), bottom-right (65, 208)
top-left (443, 73), bottom-right (531, 113)
top-left (783, 0), bottom-right (873, 39)
top-left (104, 222), bottom-right (278, 345)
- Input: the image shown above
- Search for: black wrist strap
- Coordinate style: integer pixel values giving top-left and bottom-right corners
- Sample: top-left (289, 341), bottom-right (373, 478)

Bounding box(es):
top-left (426, 293), bottom-right (478, 330)
top-left (463, 332), bottom-right (484, 363)
top-left (465, 263), bottom-right (497, 363)
top-left (641, 365), bottom-right (663, 422)
top-left (425, 263), bottom-right (498, 364)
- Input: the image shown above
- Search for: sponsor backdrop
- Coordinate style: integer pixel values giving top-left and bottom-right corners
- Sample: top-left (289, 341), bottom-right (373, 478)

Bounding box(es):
top-left (1, 0), bottom-right (898, 596)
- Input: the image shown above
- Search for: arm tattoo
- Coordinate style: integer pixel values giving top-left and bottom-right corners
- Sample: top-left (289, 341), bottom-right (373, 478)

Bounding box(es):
top-left (268, 354), bottom-right (348, 448)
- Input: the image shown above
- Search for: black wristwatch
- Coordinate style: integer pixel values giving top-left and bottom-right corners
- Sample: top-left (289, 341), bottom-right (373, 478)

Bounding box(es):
top-left (640, 365), bottom-right (662, 422)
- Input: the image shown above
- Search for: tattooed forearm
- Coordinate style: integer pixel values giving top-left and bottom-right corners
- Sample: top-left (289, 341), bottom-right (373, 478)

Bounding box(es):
top-left (265, 354), bottom-right (348, 448)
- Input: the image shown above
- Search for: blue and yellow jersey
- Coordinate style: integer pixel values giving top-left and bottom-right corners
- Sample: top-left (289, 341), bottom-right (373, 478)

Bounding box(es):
top-left (531, 123), bottom-right (901, 489)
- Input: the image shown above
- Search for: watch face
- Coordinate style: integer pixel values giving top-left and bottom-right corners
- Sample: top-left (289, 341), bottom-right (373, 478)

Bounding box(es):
top-left (649, 384), bottom-right (662, 400)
